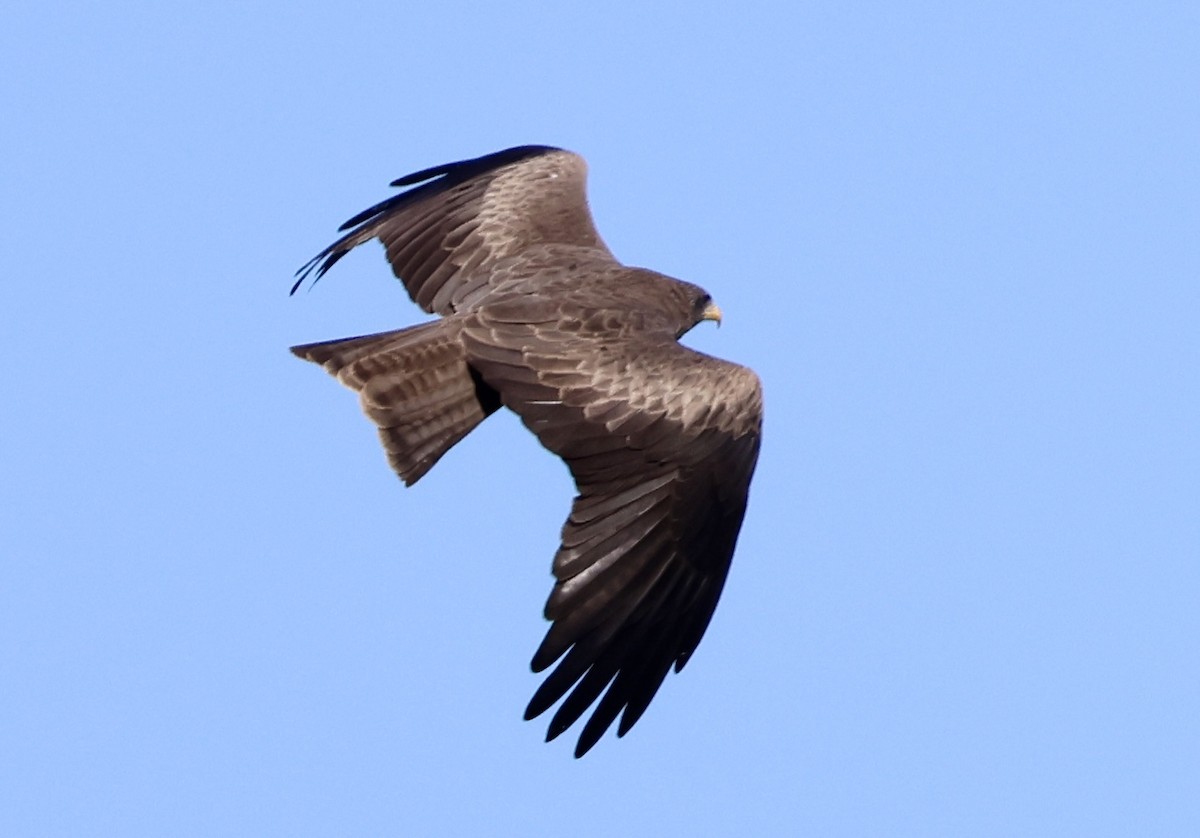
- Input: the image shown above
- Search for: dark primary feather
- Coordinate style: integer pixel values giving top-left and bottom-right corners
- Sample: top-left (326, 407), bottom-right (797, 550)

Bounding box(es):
top-left (290, 145), bottom-right (763, 757)
top-left (290, 145), bottom-right (612, 312)
top-left (291, 146), bottom-right (551, 291)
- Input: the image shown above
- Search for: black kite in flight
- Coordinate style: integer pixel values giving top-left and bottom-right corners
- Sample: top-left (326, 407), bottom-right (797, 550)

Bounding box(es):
top-left (291, 146), bottom-right (762, 756)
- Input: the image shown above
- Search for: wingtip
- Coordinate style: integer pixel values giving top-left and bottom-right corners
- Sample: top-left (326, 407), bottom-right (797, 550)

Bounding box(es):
top-left (543, 717), bottom-right (568, 743)
top-left (573, 725), bottom-right (604, 758)
top-left (289, 252), bottom-right (324, 295)
top-left (616, 703), bottom-right (648, 738)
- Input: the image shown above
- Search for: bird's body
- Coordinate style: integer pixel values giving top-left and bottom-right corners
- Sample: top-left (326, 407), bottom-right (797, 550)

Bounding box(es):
top-left (291, 146), bottom-right (762, 756)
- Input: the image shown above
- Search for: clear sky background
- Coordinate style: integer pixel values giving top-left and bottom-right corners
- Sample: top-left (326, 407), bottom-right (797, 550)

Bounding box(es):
top-left (3, 2), bottom-right (1197, 835)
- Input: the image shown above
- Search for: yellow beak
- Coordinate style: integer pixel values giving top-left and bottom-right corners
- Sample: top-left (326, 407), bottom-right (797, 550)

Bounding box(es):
top-left (701, 300), bottom-right (723, 327)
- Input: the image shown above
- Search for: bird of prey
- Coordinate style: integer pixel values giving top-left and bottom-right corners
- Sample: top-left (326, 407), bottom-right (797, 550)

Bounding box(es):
top-left (290, 145), bottom-right (762, 757)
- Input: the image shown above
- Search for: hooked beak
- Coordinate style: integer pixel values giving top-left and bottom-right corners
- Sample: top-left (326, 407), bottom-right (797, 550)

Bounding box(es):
top-left (701, 299), bottom-right (723, 327)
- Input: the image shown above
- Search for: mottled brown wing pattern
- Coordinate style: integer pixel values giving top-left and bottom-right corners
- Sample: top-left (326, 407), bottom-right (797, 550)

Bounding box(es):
top-left (460, 312), bottom-right (762, 756)
top-left (291, 146), bottom-right (613, 314)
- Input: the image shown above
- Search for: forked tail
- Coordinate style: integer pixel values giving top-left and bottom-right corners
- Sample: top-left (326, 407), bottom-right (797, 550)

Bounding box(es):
top-left (291, 320), bottom-right (501, 485)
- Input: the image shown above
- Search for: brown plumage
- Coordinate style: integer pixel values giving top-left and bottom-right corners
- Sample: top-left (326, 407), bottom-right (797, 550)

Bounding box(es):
top-left (291, 145), bottom-right (762, 757)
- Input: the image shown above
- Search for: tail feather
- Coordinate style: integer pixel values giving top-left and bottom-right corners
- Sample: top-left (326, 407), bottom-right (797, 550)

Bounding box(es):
top-left (291, 321), bottom-right (499, 485)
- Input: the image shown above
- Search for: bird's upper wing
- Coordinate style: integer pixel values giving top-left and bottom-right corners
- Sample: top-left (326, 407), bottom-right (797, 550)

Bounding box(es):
top-left (292, 146), bottom-right (614, 314)
top-left (460, 304), bottom-right (763, 757)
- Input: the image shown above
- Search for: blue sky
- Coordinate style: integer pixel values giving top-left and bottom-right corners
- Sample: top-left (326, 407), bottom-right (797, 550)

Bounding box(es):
top-left (3, 2), bottom-right (1197, 835)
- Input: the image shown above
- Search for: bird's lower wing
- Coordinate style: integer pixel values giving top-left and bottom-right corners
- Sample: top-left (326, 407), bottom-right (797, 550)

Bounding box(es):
top-left (460, 312), bottom-right (762, 756)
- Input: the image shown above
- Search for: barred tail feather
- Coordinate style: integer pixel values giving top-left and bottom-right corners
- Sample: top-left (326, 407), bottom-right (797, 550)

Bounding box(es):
top-left (291, 321), bottom-right (500, 485)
